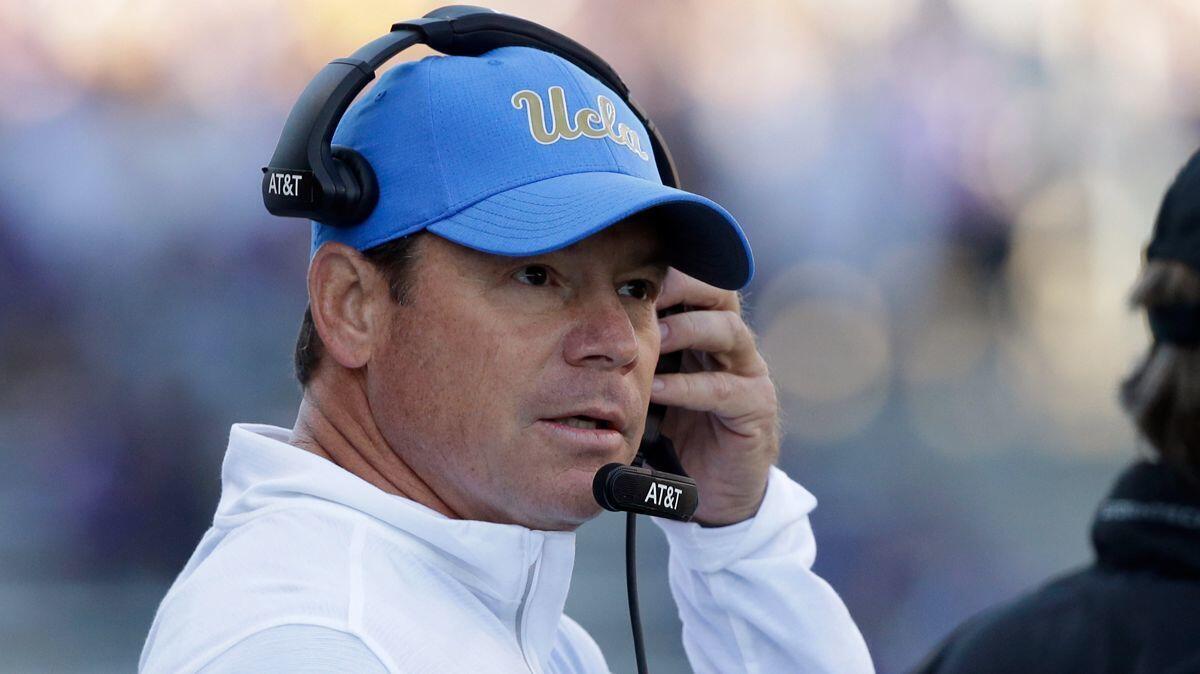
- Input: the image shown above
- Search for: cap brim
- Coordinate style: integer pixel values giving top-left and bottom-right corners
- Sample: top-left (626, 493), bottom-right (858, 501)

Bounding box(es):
top-left (425, 172), bottom-right (754, 290)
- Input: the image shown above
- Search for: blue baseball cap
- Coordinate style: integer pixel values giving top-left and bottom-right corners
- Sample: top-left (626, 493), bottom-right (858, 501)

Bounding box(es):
top-left (312, 46), bottom-right (753, 290)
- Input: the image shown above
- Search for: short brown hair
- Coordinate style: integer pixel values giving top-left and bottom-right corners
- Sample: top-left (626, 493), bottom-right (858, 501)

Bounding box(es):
top-left (1120, 259), bottom-right (1200, 481)
top-left (294, 234), bottom-right (422, 387)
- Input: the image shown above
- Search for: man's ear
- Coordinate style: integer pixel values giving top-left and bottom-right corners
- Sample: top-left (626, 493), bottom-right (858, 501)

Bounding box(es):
top-left (307, 242), bottom-right (388, 371)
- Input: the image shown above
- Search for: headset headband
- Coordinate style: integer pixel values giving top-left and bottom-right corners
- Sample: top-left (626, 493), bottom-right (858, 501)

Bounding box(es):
top-left (262, 4), bottom-right (679, 227)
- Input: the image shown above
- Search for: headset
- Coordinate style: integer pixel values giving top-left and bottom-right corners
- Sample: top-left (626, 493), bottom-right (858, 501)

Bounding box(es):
top-left (262, 4), bottom-right (679, 225)
top-left (263, 6), bottom-right (700, 673)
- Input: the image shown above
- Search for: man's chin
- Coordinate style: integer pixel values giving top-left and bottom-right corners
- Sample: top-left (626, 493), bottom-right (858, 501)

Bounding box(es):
top-left (522, 465), bottom-right (608, 531)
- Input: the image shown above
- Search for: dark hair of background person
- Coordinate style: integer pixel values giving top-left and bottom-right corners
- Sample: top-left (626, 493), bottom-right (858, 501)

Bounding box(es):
top-left (294, 234), bottom-right (422, 387)
top-left (1120, 258), bottom-right (1200, 483)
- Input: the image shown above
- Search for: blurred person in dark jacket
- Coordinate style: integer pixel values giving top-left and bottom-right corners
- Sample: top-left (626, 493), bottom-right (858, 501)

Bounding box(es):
top-left (911, 148), bottom-right (1200, 674)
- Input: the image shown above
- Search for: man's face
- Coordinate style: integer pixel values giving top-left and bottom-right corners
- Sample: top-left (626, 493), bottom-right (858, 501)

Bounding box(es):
top-left (367, 218), bottom-right (667, 531)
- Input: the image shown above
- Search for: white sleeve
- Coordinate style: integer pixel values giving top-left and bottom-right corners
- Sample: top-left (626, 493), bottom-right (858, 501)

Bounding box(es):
top-left (197, 624), bottom-right (390, 674)
top-left (653, 466), bottom-right (874, 674)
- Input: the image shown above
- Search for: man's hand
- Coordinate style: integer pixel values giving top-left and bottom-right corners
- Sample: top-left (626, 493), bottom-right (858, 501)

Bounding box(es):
top-left (653, 269), bottom-right (780, 526)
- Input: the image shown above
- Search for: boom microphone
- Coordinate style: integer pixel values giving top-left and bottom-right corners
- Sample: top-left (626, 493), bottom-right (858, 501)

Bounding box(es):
top-left (593, 461), bottom-right (699, 522)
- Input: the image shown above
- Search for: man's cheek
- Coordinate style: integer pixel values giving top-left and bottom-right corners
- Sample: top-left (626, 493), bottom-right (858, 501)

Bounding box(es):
top-left (630, 410), bottom-right (648, 446)
top-left (640, 343), bottom-right (661, 392)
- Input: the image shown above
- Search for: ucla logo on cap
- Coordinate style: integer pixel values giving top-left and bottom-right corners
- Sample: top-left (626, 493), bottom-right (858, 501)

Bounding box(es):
top-left (511, 86), bottom-right (650, 161)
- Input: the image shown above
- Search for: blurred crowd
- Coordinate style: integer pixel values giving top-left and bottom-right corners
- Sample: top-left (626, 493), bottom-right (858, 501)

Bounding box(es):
top-left (2, 1), bottom-right (1199, 672)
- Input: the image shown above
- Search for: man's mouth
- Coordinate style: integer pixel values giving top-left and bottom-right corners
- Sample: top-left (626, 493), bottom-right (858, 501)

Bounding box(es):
top-left (548, 415), bottom-right (614, 431)
top-left (535, 409), bottom-right (626, 453)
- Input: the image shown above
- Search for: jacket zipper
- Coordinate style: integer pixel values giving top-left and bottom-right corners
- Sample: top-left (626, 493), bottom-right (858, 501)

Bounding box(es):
top-left (515, 537), bottom-right (542, 673)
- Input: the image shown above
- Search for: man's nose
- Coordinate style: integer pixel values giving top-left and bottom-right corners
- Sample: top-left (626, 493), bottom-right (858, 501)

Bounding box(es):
top-left (562, 292), bottom-right (641, 372)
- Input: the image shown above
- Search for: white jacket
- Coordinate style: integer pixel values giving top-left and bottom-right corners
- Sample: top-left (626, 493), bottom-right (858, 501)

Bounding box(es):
top-left (139, 424), bottom-right (873, 673)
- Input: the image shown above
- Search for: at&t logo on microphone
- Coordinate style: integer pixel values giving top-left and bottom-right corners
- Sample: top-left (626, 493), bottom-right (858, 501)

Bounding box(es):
top-left (644, 481), bottom-right (683, 511)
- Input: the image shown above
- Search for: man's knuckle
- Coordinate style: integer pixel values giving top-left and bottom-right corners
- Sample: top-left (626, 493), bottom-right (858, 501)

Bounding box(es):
top-left (721, 311), bottom-right (743, 340)
top-left (712, 374), bottom-right (736, 402)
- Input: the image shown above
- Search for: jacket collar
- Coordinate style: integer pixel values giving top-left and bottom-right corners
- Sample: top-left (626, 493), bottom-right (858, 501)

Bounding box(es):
top-left (216, 423), bottom-right (577, 670)
top-left (1091, 460), bottom-right (1200, 578)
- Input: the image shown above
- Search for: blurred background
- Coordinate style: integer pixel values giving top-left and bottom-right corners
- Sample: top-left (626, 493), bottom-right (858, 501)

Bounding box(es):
top-left (2, 0), bottom-right (1199, 672)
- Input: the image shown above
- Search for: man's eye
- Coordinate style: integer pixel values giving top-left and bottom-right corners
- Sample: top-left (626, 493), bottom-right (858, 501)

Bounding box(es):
top-left (617, 280), bottom-right (655, 301)
top-left (513, 265), bottom-right (551, 286)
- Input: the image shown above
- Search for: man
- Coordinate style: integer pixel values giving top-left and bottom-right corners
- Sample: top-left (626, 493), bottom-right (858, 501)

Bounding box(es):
top-left (911, 148), bottom-right (1200, 674)
top-left (140, 43), bottom-right (873, 673)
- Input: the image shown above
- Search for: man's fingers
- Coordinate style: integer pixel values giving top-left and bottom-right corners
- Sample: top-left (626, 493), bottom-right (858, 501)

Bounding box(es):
top-left (659, 310), bottom-right (765, 374)
top-left (650, 370), bottom-right (769, 419)
top-left (657, 268), bottom-right (739, 313)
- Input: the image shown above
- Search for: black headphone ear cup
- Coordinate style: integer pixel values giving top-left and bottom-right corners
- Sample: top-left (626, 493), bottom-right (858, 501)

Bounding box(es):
top-left (330, 145), bottom-right (379, 226)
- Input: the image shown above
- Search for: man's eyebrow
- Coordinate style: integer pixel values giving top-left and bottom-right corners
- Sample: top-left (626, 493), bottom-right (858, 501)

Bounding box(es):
top-left (624, 255), bottom-right (669, 278)
top-left (627, 242), bottom-right (670, 271)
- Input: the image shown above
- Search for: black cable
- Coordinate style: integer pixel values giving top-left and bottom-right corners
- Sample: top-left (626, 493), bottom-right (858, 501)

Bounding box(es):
top-left (626, 511), bottom-right (648, 674)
